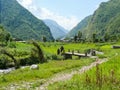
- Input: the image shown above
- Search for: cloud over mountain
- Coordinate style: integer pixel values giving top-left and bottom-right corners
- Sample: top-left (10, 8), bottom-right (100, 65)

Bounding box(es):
top-left (17, 0), bottom-right (79, 30)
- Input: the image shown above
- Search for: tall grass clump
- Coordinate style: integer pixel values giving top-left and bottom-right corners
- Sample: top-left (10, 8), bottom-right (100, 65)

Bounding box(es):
top-left (31, 41), bottom-right (46, 63)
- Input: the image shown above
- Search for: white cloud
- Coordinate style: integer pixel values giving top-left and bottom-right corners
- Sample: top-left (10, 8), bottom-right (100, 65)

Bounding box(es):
top-left (37, 8), bottom-right (79, 30)
top-left (17, 0), bottom-right (79, 30)
top-left (17, 0), bottom-right (33, 8)
top-left (17, 0), bottom-right (37, 11)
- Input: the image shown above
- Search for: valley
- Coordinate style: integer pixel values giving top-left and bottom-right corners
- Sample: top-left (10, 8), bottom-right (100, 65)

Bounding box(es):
top-left (0, 0), bottom-right (120, 89)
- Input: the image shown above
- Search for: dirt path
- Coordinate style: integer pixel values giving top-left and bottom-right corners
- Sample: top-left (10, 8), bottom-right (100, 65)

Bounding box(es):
top-left (3, 58), bottom-right (108, 90)
top-left (39, 58), bottom-right (108, 90)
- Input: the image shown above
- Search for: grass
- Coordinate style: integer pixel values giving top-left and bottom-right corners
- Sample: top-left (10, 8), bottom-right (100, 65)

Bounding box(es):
top-left (6, 42), bottom-right (96, 61)
top-left (41, 42), bottom-right (96, 54)
top-left (5, 42), bottom-right (96, 58)
top-left (48, 43), bottom-right (120, 90)
top-left (0, 59), bottom-right (94, 87)
top-left (1, 41), bottom-right (120, 89)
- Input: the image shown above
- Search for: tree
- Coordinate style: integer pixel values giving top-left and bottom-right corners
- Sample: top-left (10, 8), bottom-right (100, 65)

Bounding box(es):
top-left (5, 33), bottom-right (11, 45)
top-left (31, 41), bottom-right (46, 63)
top-left (0, 25), bottom-right (11, 45)
top-left (78, 31), bottom-right (82, 39)
top-left (74, 35), bottom-right (78, 42)
top-left (42, 36), bottom-right (47, 42)
top-left (104, 33), bottom-right (109, 42)
top-left (92, 33), bottom-right (96, 43)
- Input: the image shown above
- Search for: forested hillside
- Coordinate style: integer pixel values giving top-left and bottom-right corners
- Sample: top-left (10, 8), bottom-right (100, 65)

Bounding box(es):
top-left (68, 0), bottom-right (120, 42)
top-left (0, 0), bottom-right (54, 41)
top-left (66, 16), bottom-right (92, 38)
top-left (84, 0), bottom-right (120, 41)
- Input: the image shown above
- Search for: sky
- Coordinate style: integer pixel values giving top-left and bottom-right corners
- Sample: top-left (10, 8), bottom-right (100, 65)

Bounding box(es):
top-left (17, 0), bottom-right (109, 30)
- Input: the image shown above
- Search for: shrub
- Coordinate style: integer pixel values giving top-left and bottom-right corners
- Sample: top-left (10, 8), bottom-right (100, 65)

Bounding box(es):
top-left (0, 55), bottom-right (14, 69)
top-left (0, 56), bottom-right (9, 69)
top-left (51, 54), bottom-right (63, 60)
top-left (45, 54), bottom-right (52, 60)
top-left (31, 41), bottom-right (46, 63)
top-left (1, 49), bottom-right (20, 69)
top-left (19, 56), bottom-right (39, 66)
top-left (52, 54), bottom-right (58, 60)
top-left (7, 42), bottom-right (16, 48)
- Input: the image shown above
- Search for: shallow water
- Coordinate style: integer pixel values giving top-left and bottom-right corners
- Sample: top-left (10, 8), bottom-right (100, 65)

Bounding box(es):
top-left (0, 66), bottom-right (29, 74)
top-left (0, 67), bottom-right (15, 74)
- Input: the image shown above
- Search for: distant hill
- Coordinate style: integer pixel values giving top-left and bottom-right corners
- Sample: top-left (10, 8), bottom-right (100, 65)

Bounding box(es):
top-left (66, 16), bottom-right (92, 38)
top-left (0, 0), bottom-right (54, 41)
top-left (43, 19), bottom-right (68, 39)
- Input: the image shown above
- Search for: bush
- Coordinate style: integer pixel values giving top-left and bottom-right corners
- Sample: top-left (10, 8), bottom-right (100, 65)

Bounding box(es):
top-left (52, 54), bottom-right (63, 60)
top-left (31, 41), bottom-right (45, 63)
top-left (19, 56), bottom-right (39, 66)
top-left (0, 57), bottom-right (8, 69)
top-left (45, 54), bottom-right (52, 60)
top-left (15, 50), bottom-right (29, 57)
top-left (0, 55), bottom-right (11, 69)
top-left (7, 42), bottom-right (16, 48)
top-left (52, 54), bottom-right (58, 60)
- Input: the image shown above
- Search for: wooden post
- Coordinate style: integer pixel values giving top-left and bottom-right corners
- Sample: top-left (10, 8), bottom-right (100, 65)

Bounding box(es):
top-left (64, 54), bottom-right (72, 60)
top-left (78, 56), bottom-right (81, 59)
top-left (72, 50), bottom-right (74, 54)
top-left (68, 49), bottom-right (70, 52)
top-left (85, 52), bottom-right (87, 57)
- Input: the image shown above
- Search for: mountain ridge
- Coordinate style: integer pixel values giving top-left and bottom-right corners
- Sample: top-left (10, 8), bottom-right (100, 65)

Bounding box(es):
top-left (67, 0), bottom-right (120, 41)
top-left (0, 0), bottom-right (54, 41)
top-left (43, 19), bottom-right (68, 39)
top-left (66, 15), bottom-right (92, 38)
top-left (84, 0), bottom-right (120, 41)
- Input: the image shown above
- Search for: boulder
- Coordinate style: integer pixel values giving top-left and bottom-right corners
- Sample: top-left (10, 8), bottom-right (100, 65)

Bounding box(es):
top-left (30, 64), bottom-right (39, 70)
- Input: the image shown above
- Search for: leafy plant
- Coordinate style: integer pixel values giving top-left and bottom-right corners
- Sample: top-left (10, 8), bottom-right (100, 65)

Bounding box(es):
top-left (31, 41), bottom-right (46, 63)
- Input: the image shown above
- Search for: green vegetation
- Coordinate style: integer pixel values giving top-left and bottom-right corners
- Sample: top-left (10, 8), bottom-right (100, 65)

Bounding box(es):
top-left (0, 41), bottom-right (116, 68)
top-left (0, 31), bottom-right (120, 89)
top-left (0, 0), bottom-right (120, 89)
top-left (67, 0), bottom-right (120, 42)
top-left (84, 0), bottom-right (120, 42)
top-left (0, 25), bottom-right (11, 46)
top-left (66, 15), bottom-right (92, 38)
top-left (0, 36), bottom-right (100, 87)
top-left (31, 41), bottom-right (46, 63)
top-left (0, 0), bottom-right (53, 41)
top-left (48, 44), bottom-right (120, 90)
top-left (1, 40), bottom-right (119, 88)
top-left (0, 59), bottom-right (93, 87)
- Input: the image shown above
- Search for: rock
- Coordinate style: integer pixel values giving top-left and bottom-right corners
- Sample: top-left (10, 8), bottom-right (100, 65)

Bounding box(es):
top-left (96, 51), bottom-right (104, 55)
top-left (0, 67), bottom-right (15, 74)
top-left (30, 64), bottom-right (39, 70)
